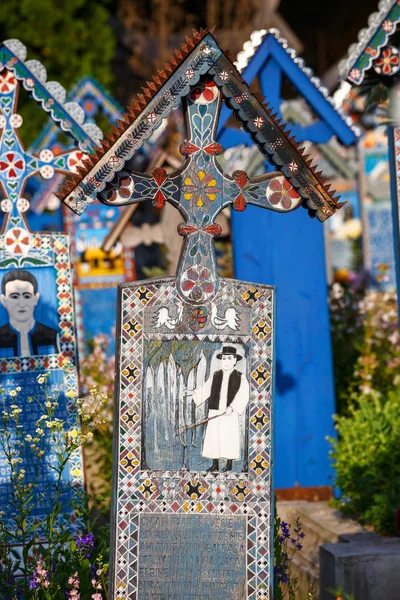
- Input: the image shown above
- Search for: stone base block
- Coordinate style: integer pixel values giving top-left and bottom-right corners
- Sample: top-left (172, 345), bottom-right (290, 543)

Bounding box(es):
top-left (320, 533), bottom-right (400, 600)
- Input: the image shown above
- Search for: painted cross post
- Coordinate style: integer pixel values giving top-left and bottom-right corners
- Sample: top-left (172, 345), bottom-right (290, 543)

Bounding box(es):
top-left (57, 30), bottom-right (342, 600)
top-left (0, 39), bottom-right (104, 542)
top-left (217, 29), bottom-right (359, 493)
top-left (339, 0), bottom-right (400, 311)
top-left (29, 76), bottom-right (133, 355)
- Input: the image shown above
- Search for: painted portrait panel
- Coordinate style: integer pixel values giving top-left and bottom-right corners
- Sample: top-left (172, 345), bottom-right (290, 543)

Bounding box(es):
top-left (141, 340), bottom-right (250, 473)
top-left (0, 266), bottom-right (59, 358)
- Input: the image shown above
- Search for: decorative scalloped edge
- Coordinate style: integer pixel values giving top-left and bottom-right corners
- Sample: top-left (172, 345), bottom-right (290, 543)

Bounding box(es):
top-left (55, 29), bottom-right (343, 223)
top-left (234, 28), bottom-right (360, 138)
top-left (338, 0), bottom-right (400, 84)
top-left (30, 76), bottom-right (123, 154)
top-left (1, 39), bottom-right (103, 151)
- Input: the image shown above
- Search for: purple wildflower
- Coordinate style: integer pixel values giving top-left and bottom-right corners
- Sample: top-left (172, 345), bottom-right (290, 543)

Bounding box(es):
top-left (76, 533), bottom-right (94, 548)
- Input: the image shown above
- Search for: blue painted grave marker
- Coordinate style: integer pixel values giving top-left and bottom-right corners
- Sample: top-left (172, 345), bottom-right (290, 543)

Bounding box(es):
top-left (339, 0), bottom-right (400, 309)
top-left (217, 29), bottom-right (359, 491)
top-left (0, 39), bottom-right (103, 541)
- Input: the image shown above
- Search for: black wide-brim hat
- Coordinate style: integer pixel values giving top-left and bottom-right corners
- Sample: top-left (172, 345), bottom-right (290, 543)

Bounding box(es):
top-left (217, 346), bottom-right (242, 360)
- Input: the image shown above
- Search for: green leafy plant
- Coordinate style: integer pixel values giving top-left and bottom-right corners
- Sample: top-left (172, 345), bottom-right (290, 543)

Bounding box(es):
top-left (0, 370), bottom-right (110, 598)
top-left (329, 387), bottom-right (400, 536)
top-left (329, 281), bottom-right (400, 414)
top-left (79, 335), bottom-right (115, 510)
top-left (329, 281), bottom-right (366, 414)
top-left (0, 0), bottom-right (116, 145)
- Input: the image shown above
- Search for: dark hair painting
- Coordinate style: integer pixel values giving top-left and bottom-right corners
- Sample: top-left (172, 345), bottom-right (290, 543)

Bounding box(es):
top-left (1, 269), bottom-right (38, 295)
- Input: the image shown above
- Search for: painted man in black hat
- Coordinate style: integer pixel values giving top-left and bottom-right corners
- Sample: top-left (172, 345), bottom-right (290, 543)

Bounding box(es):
top-left (186, 345), bottom-right (249, 472)
top-left (0, 269), bottom-right (60, 358)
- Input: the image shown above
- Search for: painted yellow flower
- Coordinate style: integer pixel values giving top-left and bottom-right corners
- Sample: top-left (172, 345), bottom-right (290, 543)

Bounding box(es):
top-left (182, 170), bottom-right (220, 207)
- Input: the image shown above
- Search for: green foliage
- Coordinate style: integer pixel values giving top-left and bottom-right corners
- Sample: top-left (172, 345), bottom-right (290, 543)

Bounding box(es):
top-left (0, 372), bottom-right (110, 598)
top-left (329, 387), bottom-right (400, 536)
top-left (329, 282), bottom-right (400, 414)
top-left (0, 0), bottom-right (116, 145)
top-left (79, 335), bottom-right (114, 511)
top-left (329, 282), bottom-right (365, 414)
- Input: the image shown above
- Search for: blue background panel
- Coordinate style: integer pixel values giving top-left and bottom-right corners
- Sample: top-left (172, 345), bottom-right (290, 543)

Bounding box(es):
top-left (80, 287), bottom-right (117, 355)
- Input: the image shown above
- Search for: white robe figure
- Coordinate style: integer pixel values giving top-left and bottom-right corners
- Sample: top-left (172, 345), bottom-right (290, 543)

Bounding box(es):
top-left (193, 367), bottom-right (250, 460)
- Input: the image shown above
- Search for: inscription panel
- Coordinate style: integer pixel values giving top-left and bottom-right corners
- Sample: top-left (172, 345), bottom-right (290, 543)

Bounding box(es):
top-left (138, 514), bottom-right (247, 599)
top-left (0, 370), bottom-right (75, 518)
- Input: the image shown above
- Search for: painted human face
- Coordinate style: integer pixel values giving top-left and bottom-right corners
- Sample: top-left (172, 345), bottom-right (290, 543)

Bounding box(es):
top-left (220, 354), bottom-right (237, 371)
top-left (1, 280), bottom-right (40, 324)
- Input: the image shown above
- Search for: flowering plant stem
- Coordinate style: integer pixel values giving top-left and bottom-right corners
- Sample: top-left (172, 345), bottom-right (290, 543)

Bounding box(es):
top-left (0, 368), bottom-right (110, 599)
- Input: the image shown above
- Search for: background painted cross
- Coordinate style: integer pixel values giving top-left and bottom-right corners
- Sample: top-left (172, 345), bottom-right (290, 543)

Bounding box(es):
top-left (0, 38), bottom-right (96, 544)
top-left (0, 40), bottom-right (103, 248)
top-left (339, 0), bottom-right (400, 316)
top-left (216, 28), bottom-right (359, 492)
top-left (91, 76), bottom-right (304, 304)
top-left (27, 75), bottom-right (123, 220)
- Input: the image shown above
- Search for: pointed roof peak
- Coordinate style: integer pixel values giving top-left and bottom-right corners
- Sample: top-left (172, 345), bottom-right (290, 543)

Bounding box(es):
top-left (232, 28), bottom-right (359, 140)
top-left (56, 29), bottom-right (341, 222)
top-left (339, 0), bottom-right (400, 84)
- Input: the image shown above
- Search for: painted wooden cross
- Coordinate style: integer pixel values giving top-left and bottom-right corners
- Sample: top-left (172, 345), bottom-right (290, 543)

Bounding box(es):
top-left (58, 29), bottom-right (341, 600)
top-left (0, 38), bottom-right (106, 547)
top-left (58, 33), bottom-right (341, 308)
top-left (0, 39), bottom-right (102, 236)
top-left (339, 0), bottom-right (400, 311)
top-left (96, 75), bottom-right (306, 305)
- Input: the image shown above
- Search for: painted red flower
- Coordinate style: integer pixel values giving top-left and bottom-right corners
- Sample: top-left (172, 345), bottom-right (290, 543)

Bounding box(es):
top-left (67, 150), bottom-right (88, 173)
top-left (4, 227), bottom-right (31, 255)
top-left (374, 46), bottom-right (400, 76)
top-left (189, 79), bottom-right (219, 105)
top-left (0, 71), bottom-right (17, 93)
top-left (267, 177), bottom-right (300, 209)
top-left (0, 152), bottom-right (25, 179)
top-left (181, 265), bottom-right (214, 301)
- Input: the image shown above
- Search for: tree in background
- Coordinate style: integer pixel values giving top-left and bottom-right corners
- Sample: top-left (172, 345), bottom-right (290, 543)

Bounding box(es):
top-left (0, 0), bottom-right (116, 144)
top-left (115, 0), bottom-right (283, 102)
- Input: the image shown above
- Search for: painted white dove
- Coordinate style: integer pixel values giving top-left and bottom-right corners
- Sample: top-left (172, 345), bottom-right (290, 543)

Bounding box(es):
top-left (153, 302), bottom-right (184, 329)
top-left (211, 304), bottom-right (239, 330)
